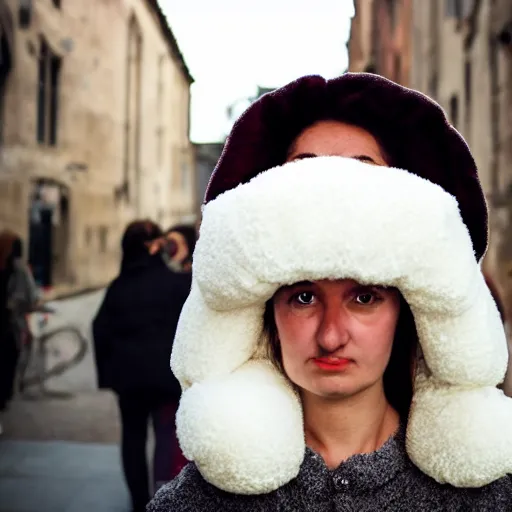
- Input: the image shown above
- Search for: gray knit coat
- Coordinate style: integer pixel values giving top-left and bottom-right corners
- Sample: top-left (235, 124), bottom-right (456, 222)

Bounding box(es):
top-left (147, 428), bottom-right (512, 511)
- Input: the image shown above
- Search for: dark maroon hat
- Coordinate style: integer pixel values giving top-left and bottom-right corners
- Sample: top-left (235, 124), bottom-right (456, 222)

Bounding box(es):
top-left (205, 73), bottom-right (488, 261)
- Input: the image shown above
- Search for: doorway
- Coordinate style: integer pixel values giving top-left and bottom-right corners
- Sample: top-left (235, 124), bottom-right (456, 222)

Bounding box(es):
top-left (28, 180), bottom-right (70, 289)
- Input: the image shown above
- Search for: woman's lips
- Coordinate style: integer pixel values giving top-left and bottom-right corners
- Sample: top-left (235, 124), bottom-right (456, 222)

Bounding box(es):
top-left (313, 357), bottom-right (352, 371)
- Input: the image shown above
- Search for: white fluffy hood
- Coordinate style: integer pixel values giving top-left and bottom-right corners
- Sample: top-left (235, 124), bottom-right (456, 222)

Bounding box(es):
top-left (171, 156), bottom-right (512, 494)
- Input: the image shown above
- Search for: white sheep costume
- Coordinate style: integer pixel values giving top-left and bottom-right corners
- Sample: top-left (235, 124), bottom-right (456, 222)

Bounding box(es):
top-left (171, 155), bottom-right (512, 494)
top-left (169, 73), bottom-right (512, 495)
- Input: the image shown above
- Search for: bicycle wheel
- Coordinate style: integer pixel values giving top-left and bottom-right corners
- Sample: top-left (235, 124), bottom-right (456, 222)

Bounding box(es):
top-left (20, 326), bottom-right (88, 390)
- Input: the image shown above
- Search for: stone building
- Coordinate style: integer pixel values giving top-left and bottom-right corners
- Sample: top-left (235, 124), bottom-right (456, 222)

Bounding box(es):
top-left (194, 142), bottom-right (223, 210)
top-left (348, 0), bottom-right (412, 86)
top-left (410, 0), bottom-right (512, 320)
top-left (0, 0), bottom-right (195, 297)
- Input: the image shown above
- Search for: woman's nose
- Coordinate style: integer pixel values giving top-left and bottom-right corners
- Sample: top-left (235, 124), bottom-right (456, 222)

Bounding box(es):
top-left (315, 303), bottom-right (350, 353)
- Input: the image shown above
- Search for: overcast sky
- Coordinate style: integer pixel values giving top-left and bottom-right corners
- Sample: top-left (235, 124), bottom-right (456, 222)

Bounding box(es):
top-left (159, 0), bottom-right (355, 142)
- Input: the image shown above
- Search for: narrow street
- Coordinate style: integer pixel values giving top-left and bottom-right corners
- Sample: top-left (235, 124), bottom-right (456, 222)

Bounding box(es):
top-left (0, 289), bottom-right (131, 512)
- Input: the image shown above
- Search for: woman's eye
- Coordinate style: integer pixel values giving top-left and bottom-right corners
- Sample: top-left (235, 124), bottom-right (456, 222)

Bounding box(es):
top-left (355, 293), bottom-right (376, 305)
top-left (295, 292), bottom-right (315, 305)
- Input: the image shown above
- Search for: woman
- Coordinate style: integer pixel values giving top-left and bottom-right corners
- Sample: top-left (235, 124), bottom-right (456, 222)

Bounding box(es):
top-left (149, 224), bottom-right (197, 274)
top-left (485, 272), bottom-right (512, 396)
top-left (92, 220), bottom-right (191, 512)
top-left (0, 231), bottom-right (39, 415)
top-left (148, 74), bottom-right (512, 510)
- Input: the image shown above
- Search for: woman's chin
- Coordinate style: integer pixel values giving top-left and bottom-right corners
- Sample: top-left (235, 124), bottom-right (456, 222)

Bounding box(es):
top-left (301, 383), bottom-right (359, 400)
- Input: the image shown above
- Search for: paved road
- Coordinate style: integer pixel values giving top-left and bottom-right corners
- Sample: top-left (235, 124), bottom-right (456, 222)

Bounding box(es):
top-left (0, 440), bottom-right (130, 512)
top-left (2, 288), bottom-right (118, 443)
top-left (1, 390), bottom-right (121, 443)
top-left (0, 289), bottom-right (133, 512)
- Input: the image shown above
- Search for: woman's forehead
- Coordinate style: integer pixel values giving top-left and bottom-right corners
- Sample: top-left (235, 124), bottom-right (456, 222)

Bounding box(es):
top-left (287, 120), bottom-right (388, 166)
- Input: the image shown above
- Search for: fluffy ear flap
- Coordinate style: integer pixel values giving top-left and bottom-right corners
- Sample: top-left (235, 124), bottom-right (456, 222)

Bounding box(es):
top-left (405, 274), bottom-right (512, 486)
top-left (171, 280), bottom-right (305, 494)
top-left (407, 275), bottom-right (507, 387)
top-left (171, 284), bottom-right (305, 494)
top-left (170, 280), bottom-right (264, 388)
top-left (407, 383), bottom-right (512, 487)
top-left (176, 360), bottom-right (305, 494)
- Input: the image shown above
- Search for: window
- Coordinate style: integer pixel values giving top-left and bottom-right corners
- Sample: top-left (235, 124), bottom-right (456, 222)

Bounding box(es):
top-left (363, 63), bottom-right (376, 74)
top-left (449, 94), bottom-right (459, 128)
top-left (464, 59), bottom-right (472, 130)
top-left (98, 226), bottom-right (108, 253)
top-left (156, 55), bottom-right (165, 167)
top-left (386, 0), bottom-right (398, 31)
top-left (429, 73), bottom-right (439, 99)
top-left (462, 0), bottom-right (476, 18)
top-left (19, 0), bottom-right (33, 28)
top-left (123, 17), bottom-right (142, 204)
top-left (84, 226), bottom-right (92, 247)
top-left (0, 31), bottom-right (12, 146)
top-left (394, 53), bottom-right (402, 83)
top-left (464, 60), bottom-right (472, 107)
top-left (37, 38), bottom-right (61, 145)
top-left (181, 160), bottom-right (189, 191)
top-left (445, 0), bottom-right (459, 17)
top-left (445, 0), bottom-right (474, 20)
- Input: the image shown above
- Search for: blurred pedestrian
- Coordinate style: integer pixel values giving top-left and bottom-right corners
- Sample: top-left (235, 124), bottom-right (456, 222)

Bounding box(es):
top-left (0, 230), bottom-right (40, 431)
top-left (149, 224), bottom-right (197, 274)
top-left (148, 222), bottom-right (197, 486)
top-left (167, 225), bottom-right (196, 270)
top-left (148, 74), bottom-right (512, 511)
top-left (485, 272), bottom-right (512, 397)
top-left (484, 272), bottom-right (505, 323)
top-left (92, 220), bottom-right (192, 512)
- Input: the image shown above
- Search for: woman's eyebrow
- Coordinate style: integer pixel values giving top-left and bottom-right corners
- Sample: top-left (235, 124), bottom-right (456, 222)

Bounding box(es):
top-left (289, 153), bottom-right (383, 165)
top-left (280, 280), bottom-right (314, 291)
top-left (289, 152), bottom-right (317, 161)
top-left (351, 155), bottom-right (378, 164)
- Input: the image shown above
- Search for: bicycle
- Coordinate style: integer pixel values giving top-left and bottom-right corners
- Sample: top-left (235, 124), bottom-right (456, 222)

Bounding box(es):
top-left (17, 307), bottom-right (88, 400)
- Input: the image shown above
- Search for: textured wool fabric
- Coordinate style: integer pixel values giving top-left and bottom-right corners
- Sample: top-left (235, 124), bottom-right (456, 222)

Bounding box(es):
top-left (171, 157), bottom-right (512, 494)
top-left (147, 427), bottom-right (512, 511)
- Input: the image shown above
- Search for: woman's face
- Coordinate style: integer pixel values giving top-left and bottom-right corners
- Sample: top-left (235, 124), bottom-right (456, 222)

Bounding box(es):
top-left (273, 279), bottom-right (400, 399)
top-left (286, 120), bottom-right (388, 166)
top-left (276, 122), bottom-right (395, 398)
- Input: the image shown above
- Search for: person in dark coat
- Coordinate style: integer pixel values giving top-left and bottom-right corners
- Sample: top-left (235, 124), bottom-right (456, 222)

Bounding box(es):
top-left (0, 231), bottom-right (40, 423)
top-left (0, 230), bottom-right (21, 419)
top-left (92, 219), bottom-right (191, 512)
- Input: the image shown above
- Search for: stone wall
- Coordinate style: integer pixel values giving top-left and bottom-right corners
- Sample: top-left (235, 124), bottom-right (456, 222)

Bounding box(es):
top-left (0, 0), bottom-right (195, 297)
top-left (411, 0), bottom-right (512, 318)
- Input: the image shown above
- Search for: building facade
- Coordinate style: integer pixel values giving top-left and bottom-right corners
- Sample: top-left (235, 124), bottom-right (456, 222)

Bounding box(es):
top-left (348, 0), bottom-right (412, 86)
top-left (0, 0), bottom-right (195, 297)
top-left (194, 142), bottom-right (223, 211)
top-left (411, 0), bottom-right (512, 320)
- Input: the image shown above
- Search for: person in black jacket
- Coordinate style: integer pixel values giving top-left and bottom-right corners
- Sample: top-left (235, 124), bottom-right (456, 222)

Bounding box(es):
top-left (92, 220), bottom-right (192, 512)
